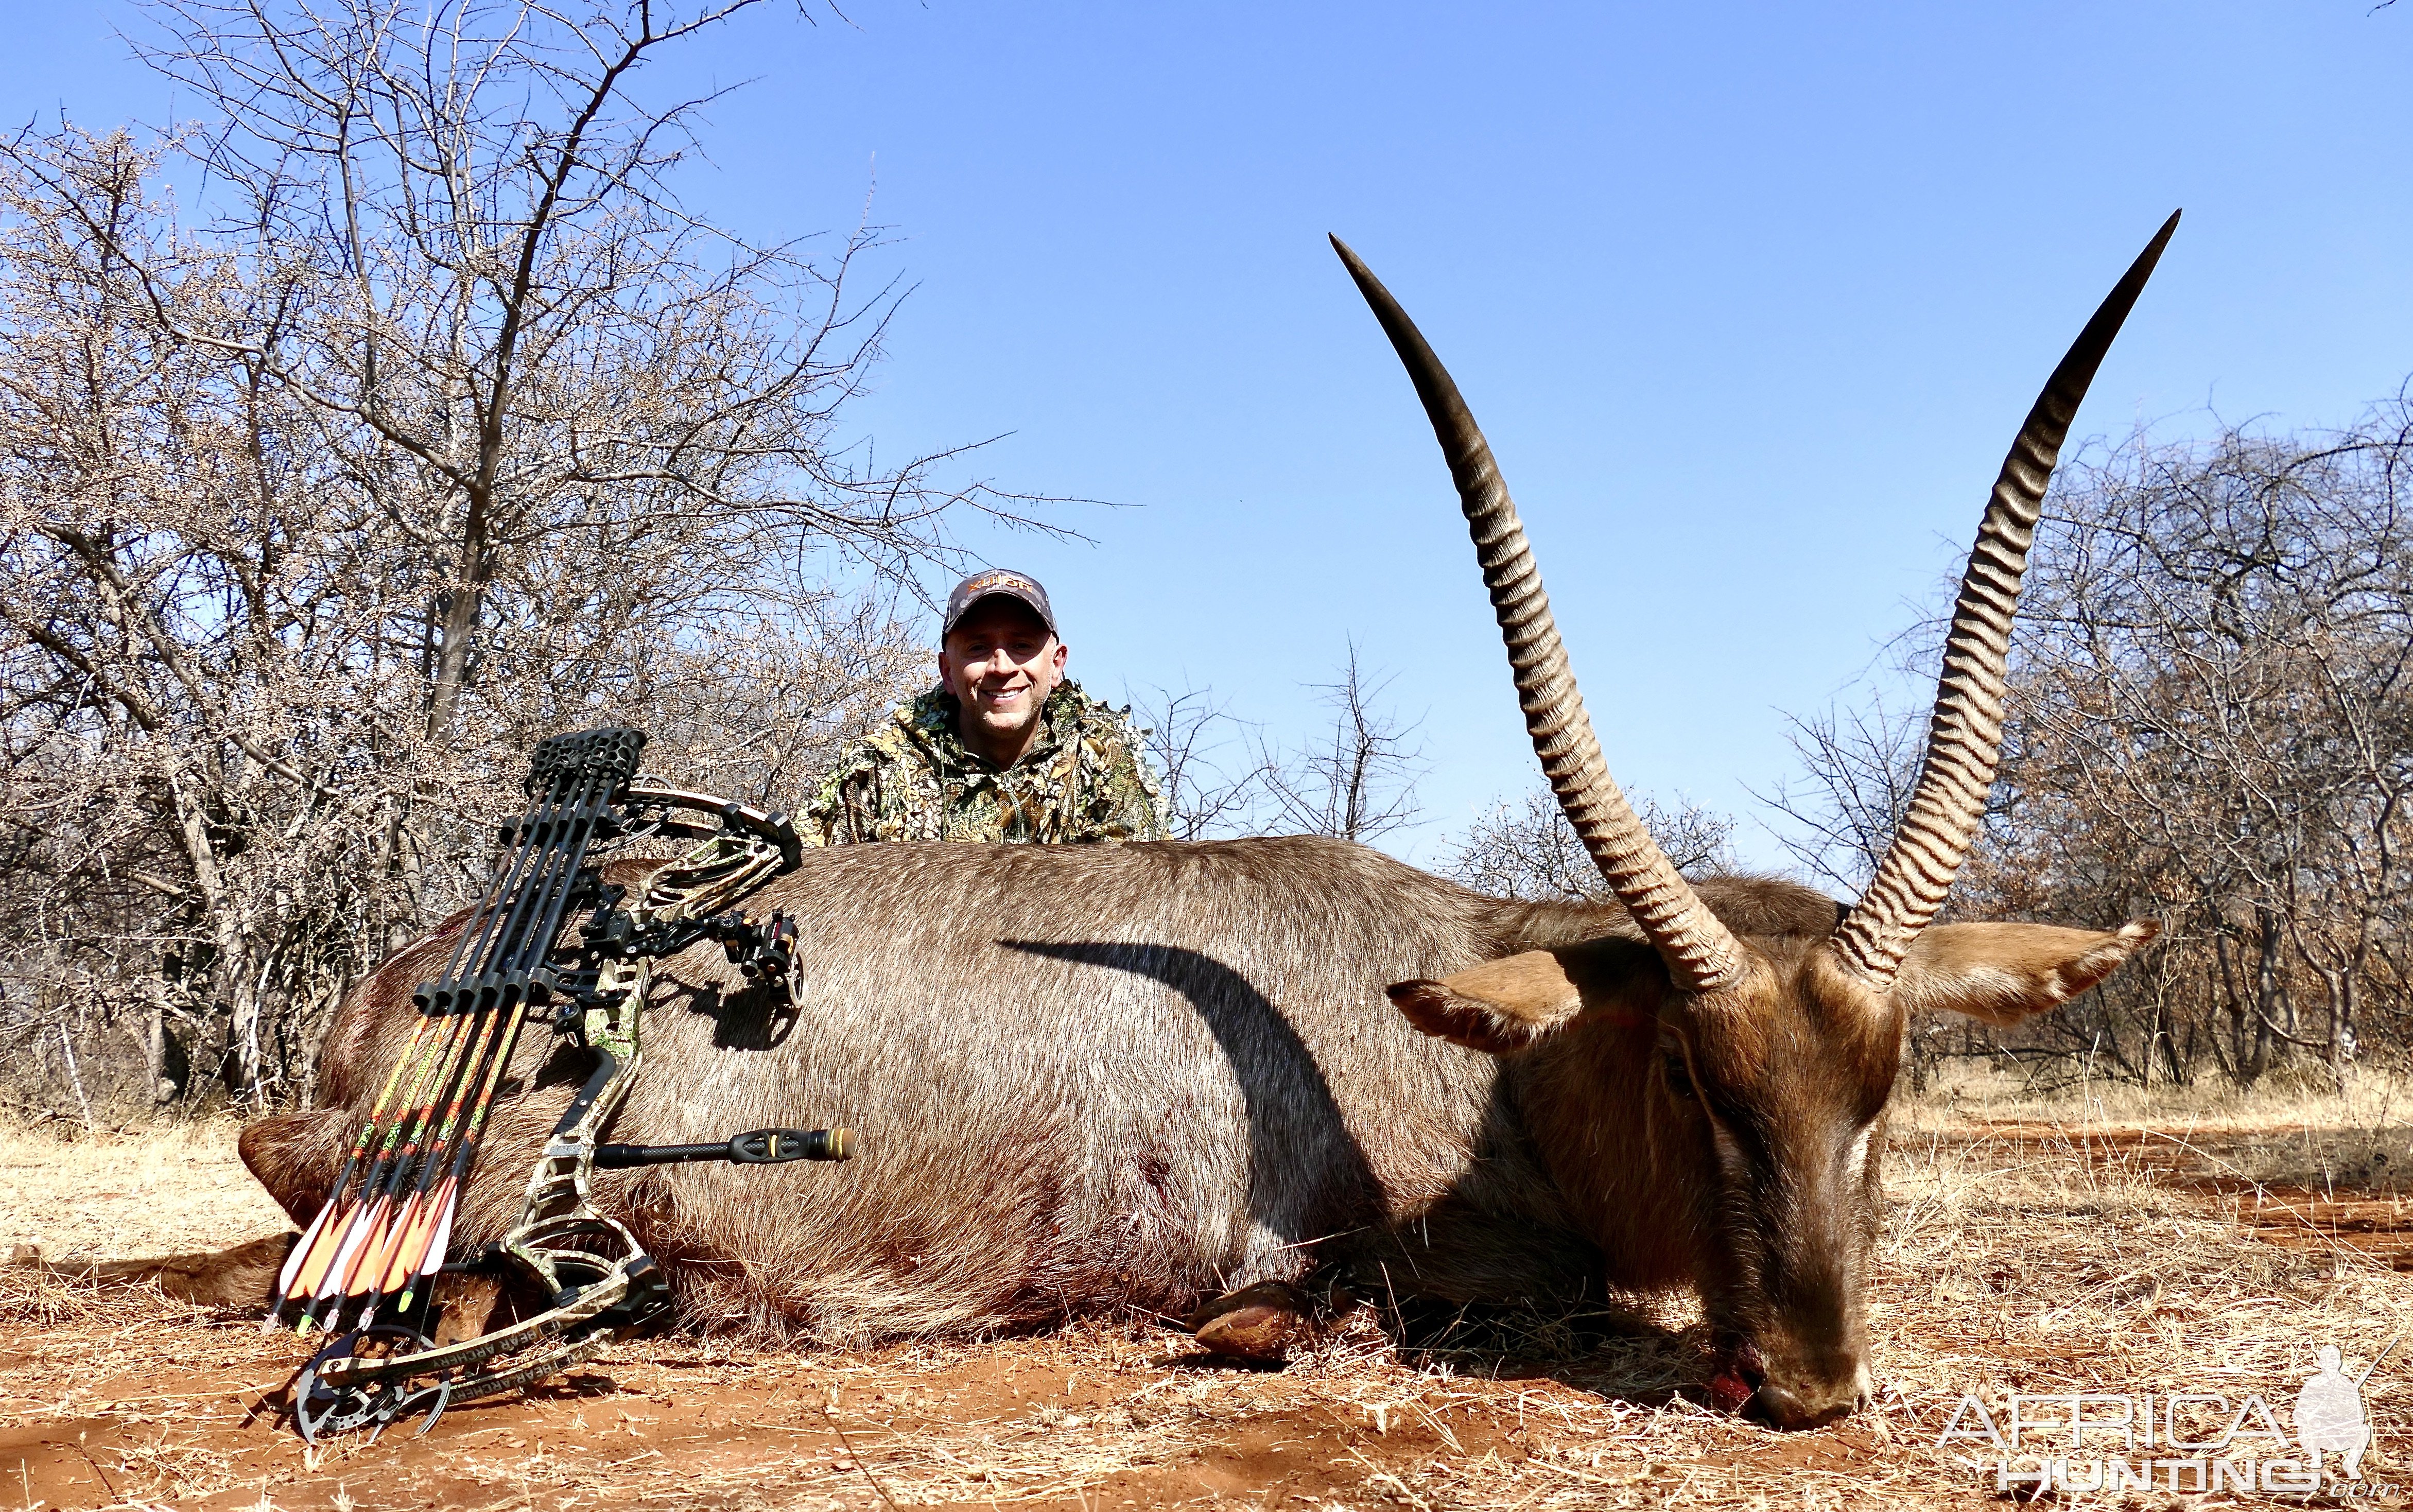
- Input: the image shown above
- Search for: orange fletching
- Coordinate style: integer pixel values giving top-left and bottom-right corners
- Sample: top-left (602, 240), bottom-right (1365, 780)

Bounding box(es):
top-left (380, 1184), bottom-right (448, 1295)
top-left (334, 1200), bottom-right (397, 1299)
top-left (352, 1193), bottom-right (419, 1300)
top-left (286, 1206), bottom-right (350, 1302)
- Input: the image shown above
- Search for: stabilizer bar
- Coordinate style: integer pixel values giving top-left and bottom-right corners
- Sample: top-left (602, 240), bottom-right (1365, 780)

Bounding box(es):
top-left (593, 1127), bottom-right (854, 1168)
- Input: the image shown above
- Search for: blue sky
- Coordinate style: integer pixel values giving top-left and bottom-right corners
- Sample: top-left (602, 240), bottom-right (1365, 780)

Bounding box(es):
top-left (12, 2), bottom-right (2411, 871)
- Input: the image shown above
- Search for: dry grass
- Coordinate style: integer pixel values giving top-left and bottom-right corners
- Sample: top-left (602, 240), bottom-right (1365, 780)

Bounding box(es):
top-left (0, 1120), bottom-right (290, 1263)
top-left (1903, 1061), bottom-right (2413, 1197)
top-left (4, 1079), bottom-right (2412, 1509)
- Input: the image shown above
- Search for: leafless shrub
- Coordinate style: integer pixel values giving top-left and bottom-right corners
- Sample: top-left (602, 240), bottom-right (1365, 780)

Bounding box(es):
top-left (1127, 683), bottom-right (1268, 841)
top-left (1761, 690), bottom-right (1925, 896)
top-left (1255, 644), bottom-right (1428, 845)
top-left (1137, 654), bottom-right (1740, 892)
top-left (1129, 647), bottom-right (1429, 846)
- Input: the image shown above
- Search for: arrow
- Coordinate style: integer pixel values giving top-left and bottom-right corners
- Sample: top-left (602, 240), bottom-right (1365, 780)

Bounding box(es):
top-left (355, 1001), bottom-right (516, 1325)
top-left (269, 1016), bottom-right (443, 1326)
top-left (298, 1008), bottom-right (481, 1332)
top-left (288, 1012), bottom-right (463, 1319)
top-left (392, 1001), bottom-right (531, 1315)
top-left (334, 1004), bottom-right (500, 1323)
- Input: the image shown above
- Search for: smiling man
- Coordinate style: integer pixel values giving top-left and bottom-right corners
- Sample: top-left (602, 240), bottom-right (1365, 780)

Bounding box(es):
top-left (803, 569), bottom-right (1167, 846)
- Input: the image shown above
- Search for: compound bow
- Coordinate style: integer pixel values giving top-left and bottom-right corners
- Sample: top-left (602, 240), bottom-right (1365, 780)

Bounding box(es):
top-left (267, 728), bottom-right (848, 1441)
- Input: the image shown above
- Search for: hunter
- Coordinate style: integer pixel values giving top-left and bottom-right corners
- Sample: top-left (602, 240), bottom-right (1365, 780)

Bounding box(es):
top-left (803, 569), bottom-right (1168, 845)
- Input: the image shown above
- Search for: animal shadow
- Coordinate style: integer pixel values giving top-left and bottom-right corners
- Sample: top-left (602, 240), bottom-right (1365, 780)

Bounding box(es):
top-left (661, 978), bottom-right (801, 1052)
top-left (1372, 1293), bottom-right (1706, 1407)
top-left (1000, 939), bottom-right (1384, 1253)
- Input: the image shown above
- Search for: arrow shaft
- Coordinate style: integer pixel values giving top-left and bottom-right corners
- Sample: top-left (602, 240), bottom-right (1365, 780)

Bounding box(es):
top-left (299, 1009), bottom-right (482, 1325)
top-left (393, 1000), bottom-right (532, 1312)
top-left (340, 1006), bottom-right (498, 1304)
top-left (288, 1013), bottom-right (461, 1306)
top-left (273, 1016), bottom-right (434, 1310)
top-left (394, 1001), bottom-right (523, 1297)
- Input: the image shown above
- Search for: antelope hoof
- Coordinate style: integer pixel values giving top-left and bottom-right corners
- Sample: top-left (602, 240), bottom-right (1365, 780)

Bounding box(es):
top-left (1188, 1281), bottom-right (1312, 1362)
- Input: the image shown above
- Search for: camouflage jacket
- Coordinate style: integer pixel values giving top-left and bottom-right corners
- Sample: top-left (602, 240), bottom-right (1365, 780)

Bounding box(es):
top-left (803, 681), bottom-right (1167, 846)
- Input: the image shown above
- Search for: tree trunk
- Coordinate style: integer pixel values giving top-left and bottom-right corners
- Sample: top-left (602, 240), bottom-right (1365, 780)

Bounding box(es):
top-left (127, 995), bottom-right (168, 1103)
top-left (2250, 905), bottom-right (2284, 1082)
top-left (216, 927), bottom-right (264, 1105)
top-left (2212, 924), bottom-right (2247, 1082)
top-left (2327, 966), bottom-right (2355, 1093)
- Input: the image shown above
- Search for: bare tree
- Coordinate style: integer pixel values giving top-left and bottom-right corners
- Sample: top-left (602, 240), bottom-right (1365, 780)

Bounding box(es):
top-left (1760, 692), bottom-right (1925, 895)
top-left (0, 1), bottom-right (1048, 1112)
top-left (1990, 405), bottom-right (2413, 1087)
top-left (1127, 682), bottom-right (1269, 841)
top-left (1130, 650), bottom-right (1430, 846)
top-left (1446, 786), bottom-right (1736, 902)
top-left (1256, 644), bottom-right (1427, 845)
top-left (106, 0), bottom-right (1052, 739)
top-left (1773, 397), bottom-right (2413, 1088)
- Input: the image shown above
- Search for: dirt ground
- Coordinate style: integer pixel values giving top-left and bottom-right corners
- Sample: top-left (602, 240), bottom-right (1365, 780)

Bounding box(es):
top-left (7, 1072), bottom-right (2413, 1510)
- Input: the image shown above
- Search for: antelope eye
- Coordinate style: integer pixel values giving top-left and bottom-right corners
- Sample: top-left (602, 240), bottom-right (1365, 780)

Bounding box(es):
top-left (1662, 1054), bottom-right (1695, 1099)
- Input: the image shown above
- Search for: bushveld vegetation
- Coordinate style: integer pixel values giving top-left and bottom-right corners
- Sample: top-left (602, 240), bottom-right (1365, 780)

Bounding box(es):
top-left (1772, 408), bottom-right (2413, 1092)
top-left (1318, 400), bottom-right (2413, 1099)
top-left (4, 2), bottom-right (2408, 1123)
top-left (0, 0), bottom-right (1057, 1116)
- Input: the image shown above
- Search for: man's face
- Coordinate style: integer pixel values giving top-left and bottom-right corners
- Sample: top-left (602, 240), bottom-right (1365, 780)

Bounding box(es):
top-left (938, 599), bottom-right (1067, 758)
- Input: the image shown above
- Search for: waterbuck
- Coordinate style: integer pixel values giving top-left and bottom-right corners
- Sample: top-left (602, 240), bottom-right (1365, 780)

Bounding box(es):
top-left (236, 218), bottom-right (2174, 1429)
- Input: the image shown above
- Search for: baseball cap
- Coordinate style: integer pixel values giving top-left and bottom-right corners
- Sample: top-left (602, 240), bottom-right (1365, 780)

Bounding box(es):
top-left (942, 568), bottom-right (1058, 639)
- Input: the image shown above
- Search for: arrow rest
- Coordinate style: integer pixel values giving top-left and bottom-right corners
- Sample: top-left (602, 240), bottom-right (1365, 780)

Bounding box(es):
top-left (275, 728), bottom-right (853, 1438)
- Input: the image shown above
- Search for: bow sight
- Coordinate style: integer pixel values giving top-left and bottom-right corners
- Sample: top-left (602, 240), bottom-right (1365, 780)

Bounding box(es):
top-left (268, 728), bottom-right (849, 1442)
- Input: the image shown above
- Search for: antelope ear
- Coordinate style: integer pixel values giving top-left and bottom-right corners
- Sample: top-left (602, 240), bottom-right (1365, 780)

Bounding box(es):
top-left (1386, 939), bottom-right (1659, 1054)
top-left (1892, 920), bottom-right (2159, 1026)
top-left (1388, 951), bottom-right (1582, 1053)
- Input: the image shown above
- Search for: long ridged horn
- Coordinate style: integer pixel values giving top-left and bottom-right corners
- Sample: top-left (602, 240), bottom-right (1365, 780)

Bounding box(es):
top-left (1828, 211), bottom-right (2180, 987)
top-left (1332, 235), bottom-right (1746, 994)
